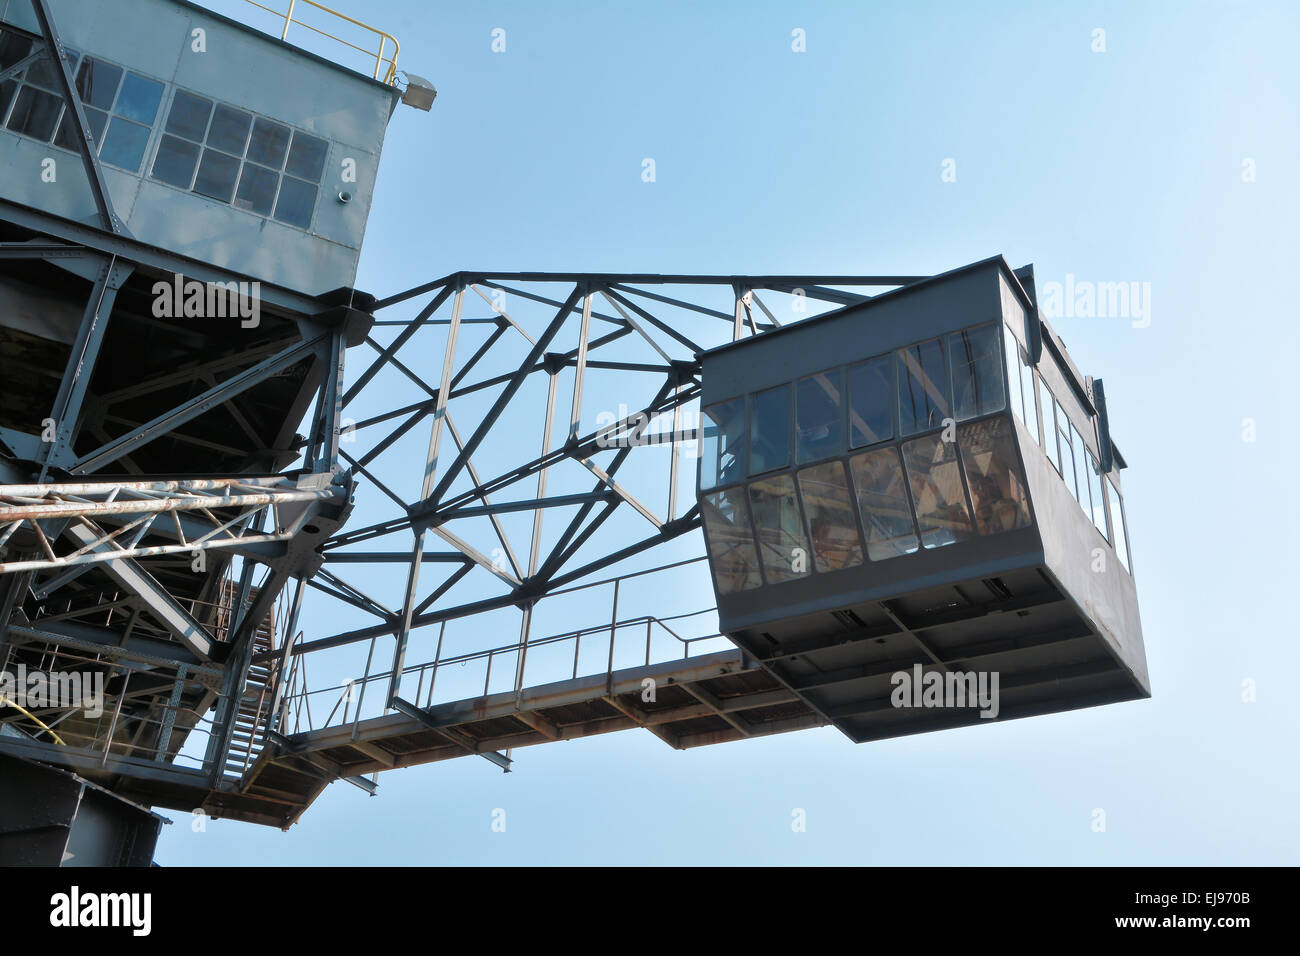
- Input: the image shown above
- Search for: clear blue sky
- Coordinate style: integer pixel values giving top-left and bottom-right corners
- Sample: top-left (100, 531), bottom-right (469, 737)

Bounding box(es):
top-left (160, 0), bottom-right (1299, 865)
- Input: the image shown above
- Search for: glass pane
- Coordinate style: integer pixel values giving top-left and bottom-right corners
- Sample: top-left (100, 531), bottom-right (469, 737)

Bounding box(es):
top-left (1020, 359), bottom-right (1039, 445)
top-left (0, 32), bottom-right (34, 72)
top-left (99, 116), bottom-right (149, 172)
top-left (898, 338), bottom-right (949, 436)
top-left (150, 133), bottom-right (200, 188)
top-left (958, 418), bottom-right (1032, 535)
top-left (165, 90), bottom-right (212, 141)
top-left (948, 324), bottom-right (1004, 420)
top-left (52, 105), bottom-right (107, 149)
top-left (749, 385), bottom-right (790, 475)
top-left (0, 78), bottom-right (17, 120)
top-left (28, 48), bottom-right (82, 91)
top-left (1106, 479), bottom-right (1131, 573)
top-left (286, 130), bottom-right (328, 181)
top-left (797, 461), bottom-right (863, 572)
top-left (902, 435), bottom-right (975, 548)
top-left (701, 490), bottom-right (762, 594)
top-left (1070, 424), bottom-right (1090, 513)
top-left (6, 85), bottom-right (62, 140)
top-left (273, 175), bottom-right (316, 229)
top-left (1042, 388), bottom-right (1061, 472)
top-left (700, 398), bottom-right (745, 491)
top-left (748, 474), bottom-right (810, 584)
top-left (849, 446), bottom-right (919, 560)
top-left (115, 72), bottom-right (163, 124)
top-left (207, 103), bottom-right (251, 154)
top-left (848, 354), bottom-right (892, 447)
top-left (1087, 450), bottom-right (1108, 540)
top-left (1004, 328), bottom-right (1024, 424)
top-left (193, 147), bottom-right (240, 202)
top-left (71, 57), bottom-right (121, 109)
top-left (248, 116), bottom-right (290, 168)
top-left (234, 163), bottom-right (278, 215)
top-left (796, 369), bottom-right (843, 464)
top-left (1058, 408), bottom-right (1078, 501)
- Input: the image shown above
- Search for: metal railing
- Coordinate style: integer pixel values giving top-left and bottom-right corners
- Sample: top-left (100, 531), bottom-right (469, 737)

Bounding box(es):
top-left (277, 604), bottom-right (728, 737)
top-left (242, 0), bottom-right (400, 83)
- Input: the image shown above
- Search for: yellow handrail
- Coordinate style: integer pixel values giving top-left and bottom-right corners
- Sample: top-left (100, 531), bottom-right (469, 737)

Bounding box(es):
top-left (0, 692), bottom-right (67, 746)
top-left (242, 0), bottom-right (401, 84)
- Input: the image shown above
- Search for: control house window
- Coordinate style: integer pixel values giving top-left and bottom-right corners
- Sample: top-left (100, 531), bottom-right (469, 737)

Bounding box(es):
top-left (149, 87), bottom-right (329, 230)
top-left (0, 33), bottom-right (164, 175)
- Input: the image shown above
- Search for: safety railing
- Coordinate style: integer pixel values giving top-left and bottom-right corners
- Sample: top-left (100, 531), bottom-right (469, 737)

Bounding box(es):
top-left (277, 605), bottom-right (729, 737)
top-left (242, 0), bottom-right (400, 83)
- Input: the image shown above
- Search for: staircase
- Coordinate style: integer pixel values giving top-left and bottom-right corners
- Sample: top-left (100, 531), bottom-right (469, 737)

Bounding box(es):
top-left (213, 580), bottom-right (279, 780)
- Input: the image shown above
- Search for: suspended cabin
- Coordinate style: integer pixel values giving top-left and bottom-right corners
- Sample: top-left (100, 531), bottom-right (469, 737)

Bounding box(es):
top-left (697, 256), bottom-right (1149, 743)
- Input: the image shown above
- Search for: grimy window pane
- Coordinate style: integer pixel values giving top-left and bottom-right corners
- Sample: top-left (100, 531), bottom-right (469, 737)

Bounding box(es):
top-left (6, 85), bottom-right (62, 141)
top-left (749, 385), bottom-right (790, 475)
top-left (902, 434), bottom-right (975, 549)
top-left (948, 323), bottom-right (1005, 420)
top-left (166, 90), bottom-right (212, 141)
top-left (274, 176), bottom-right (317, 229)
top-left (0, 32), bottom-right (33, 72)
top-left (150, 133), bottom-right (200, 189)
top-left (898, 338), bottom-right (949, 436)
top-left (702, 489), bottom-right (763, 594)
top-left (115, 72), bottom-right (164, 125)
top-left (797, 461), bottom-right (864, 572)
top-left (1087, 450), bottom-right (1108, 541)
top-left (1042, 387), bottom-right (1061, 472)
top-left (1004, 327), bottom-right (1025, 424)
top-left (1020, 357), bottom-right (1039, 445)
top-left (848, 354), bottom-right (892, 447)
top-left (234, 162), bottom-right (278, 215)
top-left (72, 57), bottom-right (122, 110)
top-left (748, 474), bottom-right (810, 584)
top-left (193, 147), bottom-right (240, 203)
top-left (849, 446), bottom-right (919, 560)
top-left (207, 103), bottom-right (252, 154)
top-left (248, 116), bottom-right (291, 169)
top-left (1058, 404), bottom-right (1078, 501)
top-left (99, 116), bottom-right (150, 172)
top-left (26, 48), bottom-right (80, 92)
top-left (796, 369), bottom-right (843, 464)
top-left (1070, 424), bottom-right (1090, 515)
top-left (699, 398), bottom-right (745, 491)
top-left (958, 418), bottom-right (1032, 535)
top-left (286, 130), bottom-right (328, 182)
top-left (1106, 479), bottom-right (1131, 573)
top-left (53, 105), bottom-right (107, 150)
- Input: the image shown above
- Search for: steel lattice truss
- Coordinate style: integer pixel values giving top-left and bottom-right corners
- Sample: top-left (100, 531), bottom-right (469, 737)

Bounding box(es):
top-left (301, 273), bottom-right (923, 716)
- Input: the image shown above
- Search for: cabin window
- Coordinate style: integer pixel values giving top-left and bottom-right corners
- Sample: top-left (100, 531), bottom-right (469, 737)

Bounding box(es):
top-left (797, 461), bottom-right (864, 572)
top-left (1070, 423), bottom-right (1090, 516)
top-left (796, 369), bottom-right (844, 464)
top-left (750, 385), bottom-right (791, 475)
top-left (902, 435), bottom-right (975, 548)
top-left (848, 354), bottom-right (893, 448)
top-left (897, 338), bottom-right (950, 437)
top-left (1086, 450), bottom-right (1108, 541)
top-left (1042, 386), bottom-right (1062, 473)
top-left (849, 446), bottom-right (920, 560)
top-left (1020, 350), bottom-right (1039, 445)
top-left (748, 474), bottom-right (811, 584)
top-left (149, 89), bottom-right (329, 230)
top-left (1005, 328), bottom-right (1025, 425)
top-left (699, 398), bottom-right (745, 491)
top-left (1057, 400), bottom-right (1078, 500)
top-left (701, 490), bottom-right (763, 594)
top-left (958, 418), bottom-right (1031, 534)
top-left (948, 323), bottom-right (1004, 420)
top-left (1106, 479), bottom-right (1132, 573)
